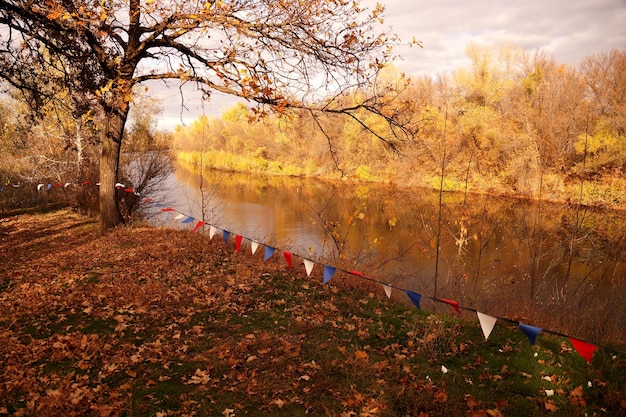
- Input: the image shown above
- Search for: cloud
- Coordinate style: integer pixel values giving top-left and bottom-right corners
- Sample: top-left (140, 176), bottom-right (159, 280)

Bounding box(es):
top-left (154, 0), bottom-right (626, 129)
top-left (384, 0), bottom-right (626, 76)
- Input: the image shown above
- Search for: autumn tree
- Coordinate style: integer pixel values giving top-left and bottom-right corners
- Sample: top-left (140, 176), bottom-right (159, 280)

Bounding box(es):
top-left (579, 49), bottom-right (626, 174)
top-left (0, 0), bottom-right (399, 232)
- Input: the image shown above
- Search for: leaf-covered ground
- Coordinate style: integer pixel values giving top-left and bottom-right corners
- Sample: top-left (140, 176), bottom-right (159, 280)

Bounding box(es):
top-left (0, 208), bottom-right (624, 416)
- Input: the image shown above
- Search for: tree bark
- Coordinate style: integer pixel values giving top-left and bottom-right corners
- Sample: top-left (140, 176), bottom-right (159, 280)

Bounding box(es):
top-left (99, 110), bottom-right (127, 233)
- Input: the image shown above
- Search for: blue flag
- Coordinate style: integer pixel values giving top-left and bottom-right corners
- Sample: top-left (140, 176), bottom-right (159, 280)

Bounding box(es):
top-left (323, 266), bottom-right (336, 284)
top-left (519, 323), bottom-right (542, 346)
top-left (406, 291), bottom-right (422, 310)
top-left (264, 246), bottom-right (276, 261)
top-left (223, 230), bottom-right (230, 244)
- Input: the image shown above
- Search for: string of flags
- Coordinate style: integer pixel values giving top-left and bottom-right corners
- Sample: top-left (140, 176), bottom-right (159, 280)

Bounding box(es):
top-left (3, 181), bottom-right (622, 364)
top-left (146, 198), bottom-right (625, 365)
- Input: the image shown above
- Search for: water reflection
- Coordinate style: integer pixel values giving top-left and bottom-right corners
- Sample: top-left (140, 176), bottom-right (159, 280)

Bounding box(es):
top-left (149, 166), bottom-right (626, 345)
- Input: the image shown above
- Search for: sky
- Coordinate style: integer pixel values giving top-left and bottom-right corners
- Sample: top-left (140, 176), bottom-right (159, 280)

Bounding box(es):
top-left (153, 0), bottom-right (626, 130)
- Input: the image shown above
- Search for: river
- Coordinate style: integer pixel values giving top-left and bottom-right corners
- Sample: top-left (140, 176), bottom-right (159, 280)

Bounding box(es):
top-left (147, 166), bottom-right (626, 345)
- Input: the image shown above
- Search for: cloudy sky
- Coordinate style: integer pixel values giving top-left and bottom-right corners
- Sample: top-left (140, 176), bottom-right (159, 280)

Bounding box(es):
top-left (154, 0), bottom-right (626, 130)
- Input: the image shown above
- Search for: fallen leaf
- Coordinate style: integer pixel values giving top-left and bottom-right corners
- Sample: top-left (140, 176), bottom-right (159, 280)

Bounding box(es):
top-left (271, 398), bottom-right (285, 408)
top-left (434, 390), bottom-right (448, 403)
top-left (355, 350), bottom-right (368, 360)
top-left (569, 385), bottom-right (586, 407)
top-left (464, 394), bottom-right (479, 409)
top-left (543, 400), bottom-right (559, 412)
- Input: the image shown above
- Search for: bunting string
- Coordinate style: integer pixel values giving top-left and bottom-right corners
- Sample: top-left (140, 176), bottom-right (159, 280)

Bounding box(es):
top-left (144, 196), bottom-right (626, 362)
top-left (3, 181), bottom-right (623, 362)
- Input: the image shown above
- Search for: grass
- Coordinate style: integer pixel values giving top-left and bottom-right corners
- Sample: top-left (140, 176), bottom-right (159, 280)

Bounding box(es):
top-left (0, 207), bottom-right (624, 416)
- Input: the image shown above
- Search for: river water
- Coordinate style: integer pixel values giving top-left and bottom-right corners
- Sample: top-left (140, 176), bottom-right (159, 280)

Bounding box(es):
top-left (148, 166), bottom-right (626, 345)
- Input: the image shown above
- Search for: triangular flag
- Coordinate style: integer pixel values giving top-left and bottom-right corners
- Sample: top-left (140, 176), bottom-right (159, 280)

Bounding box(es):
top-left (161, 207), bottom-right (175, 212)
top-left (174, 213), bottom-right (185, 220)
top-left (303, 259), bottom-right (314, 276)
top-left (115, 182), bottom-right (125, 189)
top-left (191, 221), bottom-right (204, 233)
top-left (182, 216), bottom-right (195, 224)
top-left (251, 241), bottom-right (260, 255)
top-left (236, 235), bottom-right (243, 252)
top-left (323, 265), bottom-right (336, 284)
top-left (142, 197), bottom-right (153, 204)
top-left (382, 283), bottom-right (392, 298)
top-left (283, 251), bottom-right (293, 268)
top-left (64, 183), bottom-right (71, 188)
top-left (264, 246), bottom-right (275, 261)
top-left (37, 183), bottom-right (44, 191)
top-left (441, 298), bottom-right (460, 314)
top-left (125, 188), bottom-right (136, 194)
top-left (476, 312), bottom-right (497, 340)
top-left (351, 270), bottom-right (364, 277)
top-left (519, 323), bottom-right (542, 346)
top-left (47, 184), bottom-right (52, 191)
top-left (570, 338), bottom-right (597, 363)
top-left (54, 182), bottom-right (61, 187)
top-left (406, 291), bottom-right (421, 309)
top-left (209, 226), bottom-right (217, 239)
top-left (223, 230), bottom-right (230, 244)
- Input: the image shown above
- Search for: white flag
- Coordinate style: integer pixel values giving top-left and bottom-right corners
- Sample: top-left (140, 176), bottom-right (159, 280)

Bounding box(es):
top-left (251, 241), bottom-right (260, 255)
top-left (174, 213), bottom-right (185, 220)
top-left (382, 284), bottom-right (392, 299)
top-left (477, 311), bottom-right (497, 340)
top-left (209, 226), bottom-right (217, 239)
top-left (303, 259), bottom-right (315, 276)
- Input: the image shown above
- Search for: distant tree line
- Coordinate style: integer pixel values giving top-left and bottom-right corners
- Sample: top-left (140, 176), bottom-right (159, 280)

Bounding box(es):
top-left (173, 44), bottom-right (626, 208)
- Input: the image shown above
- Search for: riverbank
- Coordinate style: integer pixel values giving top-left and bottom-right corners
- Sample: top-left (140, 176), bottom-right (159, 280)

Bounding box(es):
top-left (1, 208), bottom-right (624, 416)
top-left (176, 151), bottom-right (626, 212)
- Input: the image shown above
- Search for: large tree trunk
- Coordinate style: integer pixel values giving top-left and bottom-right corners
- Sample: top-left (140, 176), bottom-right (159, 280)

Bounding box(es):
top-left (99, 109), bottom-right (127, 233)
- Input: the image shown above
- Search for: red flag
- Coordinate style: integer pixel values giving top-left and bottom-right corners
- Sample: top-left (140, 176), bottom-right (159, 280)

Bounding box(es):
top-left (160, 207), bottom-right (175, 212)
top-left (283, 251), bottom-right (293, 268)
top-left (570, 338), bottom-right (597, 363)
top-left (351, 270), bottom-right (364, 277)
top-left (236, 235), bottom-right (243, 252)
top-left (142, 197), bottom-right (152, 204)
top-left (191, 221), bottom-right (205, 233)
top-left (441, 298), bottom-right (460, 314)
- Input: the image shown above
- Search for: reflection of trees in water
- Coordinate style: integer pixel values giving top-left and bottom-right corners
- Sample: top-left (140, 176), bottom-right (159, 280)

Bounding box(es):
top-left (168, 170), bottom-right (626, 344)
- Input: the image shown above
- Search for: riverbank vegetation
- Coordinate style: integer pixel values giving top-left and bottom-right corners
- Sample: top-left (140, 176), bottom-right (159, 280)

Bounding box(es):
top-left (1, 208), bottom-right (624, 416)
top-left (172, 44), bottom-right (626, 209)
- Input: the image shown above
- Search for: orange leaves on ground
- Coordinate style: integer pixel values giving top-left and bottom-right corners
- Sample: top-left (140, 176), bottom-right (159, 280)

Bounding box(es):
top-left (184, 368), bottom-right (211, 385)
top-left (355, 350), bottom-right (369, 360)
top-left (543, 400), bottom-right (559, 412)
top-left (464, 394), bottom-right (480, 409)
top-left (433, 389), bottom-right (448, 403)
top-left (569, 385), bottom-right (587, 407)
